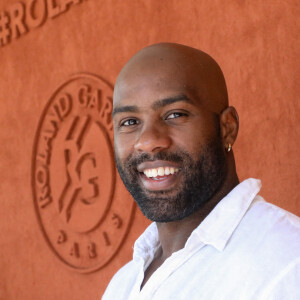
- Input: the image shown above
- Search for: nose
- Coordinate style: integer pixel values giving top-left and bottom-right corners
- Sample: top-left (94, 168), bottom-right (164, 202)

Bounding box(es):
top-left (134, 123), bottom-right (171, 153)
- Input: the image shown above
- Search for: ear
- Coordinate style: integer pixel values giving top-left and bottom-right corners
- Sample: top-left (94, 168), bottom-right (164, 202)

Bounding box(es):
top-left (220, 106), bottom-right (239, 149)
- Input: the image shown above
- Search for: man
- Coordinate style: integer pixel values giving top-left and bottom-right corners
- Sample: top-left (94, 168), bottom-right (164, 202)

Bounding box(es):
top-left (103, 43), bottom-right (300, 299)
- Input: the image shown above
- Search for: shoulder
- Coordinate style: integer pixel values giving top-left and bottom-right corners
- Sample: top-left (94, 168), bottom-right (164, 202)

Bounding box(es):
top-left (248, 195), bottom-right (300, 237)
top-left (219, 196), bottom-right (300, 297)
top-left (260, 256), bottom-right (300, 299)
top-left (234, 195), bottom-right (300, 265)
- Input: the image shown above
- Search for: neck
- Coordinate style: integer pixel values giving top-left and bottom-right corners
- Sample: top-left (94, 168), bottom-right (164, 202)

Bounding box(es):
top-left (156, 157), bottom-right (239, 261)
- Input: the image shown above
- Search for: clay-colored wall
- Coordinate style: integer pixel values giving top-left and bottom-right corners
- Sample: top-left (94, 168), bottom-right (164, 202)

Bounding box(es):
top-left (0, 0), bottom-right (299, 299)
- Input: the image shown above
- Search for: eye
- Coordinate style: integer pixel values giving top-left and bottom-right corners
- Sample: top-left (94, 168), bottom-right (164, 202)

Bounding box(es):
top-left (120, 118), bottom-right (139, 127)
top-left (166, 112), bottom-right (188, 120)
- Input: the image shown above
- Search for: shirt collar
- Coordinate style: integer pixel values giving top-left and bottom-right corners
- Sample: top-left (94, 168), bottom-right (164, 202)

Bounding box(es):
top-left (190, 178), bottom-right (262, 251)
top-left (133, 222), bottom-right (159, 265)
top-left (133, 178), bottom-right (262, 262)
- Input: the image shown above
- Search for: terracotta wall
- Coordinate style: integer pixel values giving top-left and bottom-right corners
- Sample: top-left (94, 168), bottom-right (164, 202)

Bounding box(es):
top-left (0, 0), bottom-right (299, 299)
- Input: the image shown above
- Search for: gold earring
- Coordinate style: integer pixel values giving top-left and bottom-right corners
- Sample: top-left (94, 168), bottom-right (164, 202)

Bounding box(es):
top-left (227, 143), bottom-right (232, 152)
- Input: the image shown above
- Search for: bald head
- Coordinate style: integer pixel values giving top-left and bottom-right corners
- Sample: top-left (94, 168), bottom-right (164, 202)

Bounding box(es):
top-left (113, 43), bottom-right (239, 223)
top-left (114, 43), bottom-right (228, 114)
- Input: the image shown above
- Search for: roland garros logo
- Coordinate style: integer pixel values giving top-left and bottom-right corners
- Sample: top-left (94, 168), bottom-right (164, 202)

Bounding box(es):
top-left (32, 73), bottom-right (135, 273)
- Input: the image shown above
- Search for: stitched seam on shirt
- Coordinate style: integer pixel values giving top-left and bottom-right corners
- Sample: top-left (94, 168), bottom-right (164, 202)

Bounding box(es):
top-left (257, 257), bottom-right (300, 300)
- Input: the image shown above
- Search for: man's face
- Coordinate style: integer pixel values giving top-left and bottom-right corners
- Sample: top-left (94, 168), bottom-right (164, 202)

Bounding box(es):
top-left (113, 60), bottom-right (227, 222)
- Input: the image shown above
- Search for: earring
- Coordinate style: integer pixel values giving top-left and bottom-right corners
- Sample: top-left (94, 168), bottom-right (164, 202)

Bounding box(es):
top-left (227, 143), bottom-right (232, 152)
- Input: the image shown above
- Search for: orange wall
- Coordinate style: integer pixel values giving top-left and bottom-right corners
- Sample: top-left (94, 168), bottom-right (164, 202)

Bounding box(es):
top-left (0, 0), bottom-right (299, 299)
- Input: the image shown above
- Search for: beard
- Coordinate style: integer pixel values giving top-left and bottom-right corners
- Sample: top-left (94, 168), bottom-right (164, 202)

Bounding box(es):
top-left (115, 136), bottom-right (227, 223)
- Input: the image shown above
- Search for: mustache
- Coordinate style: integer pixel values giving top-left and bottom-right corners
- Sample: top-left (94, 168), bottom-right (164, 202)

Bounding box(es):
top-left (124, 151), bottom-right (186, 169)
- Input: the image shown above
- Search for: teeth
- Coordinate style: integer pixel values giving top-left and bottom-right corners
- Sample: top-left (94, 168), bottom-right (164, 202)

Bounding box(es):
top-left (165, 167), bottom-right (170, 175)
top-left (143, 167), bottom-right (179, 178)
top-left (157, 167), bottom-right (164, 176)
top-left (152, 169), bottom-right (158, 177)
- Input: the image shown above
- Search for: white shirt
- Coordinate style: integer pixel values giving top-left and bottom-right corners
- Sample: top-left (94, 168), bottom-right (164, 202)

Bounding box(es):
top-left (103, 179), bottom-right (300, 300)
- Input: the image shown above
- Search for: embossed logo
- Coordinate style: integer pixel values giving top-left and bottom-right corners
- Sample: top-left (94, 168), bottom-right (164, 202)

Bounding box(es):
top-left (32, 73), bottom-right (135, 272)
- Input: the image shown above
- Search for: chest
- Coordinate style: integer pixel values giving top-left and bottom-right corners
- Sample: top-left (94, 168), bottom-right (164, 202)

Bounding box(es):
top-left (134, 247), bottom-right (275, 300)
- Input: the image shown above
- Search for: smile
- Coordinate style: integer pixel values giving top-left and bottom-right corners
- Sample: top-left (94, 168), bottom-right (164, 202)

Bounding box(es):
top-left (143, 167), bottom-right (180, 178)
top-left (137, 160), bottom-right (182, 191)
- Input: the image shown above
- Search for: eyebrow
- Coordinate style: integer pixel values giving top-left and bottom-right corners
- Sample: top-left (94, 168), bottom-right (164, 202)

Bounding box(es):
top-left (112, 105), bottom-right (138, 117)
top-left (112, 94), bottom-right (192, 117)
top-left (151, 94), bottom-right (192, 110)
